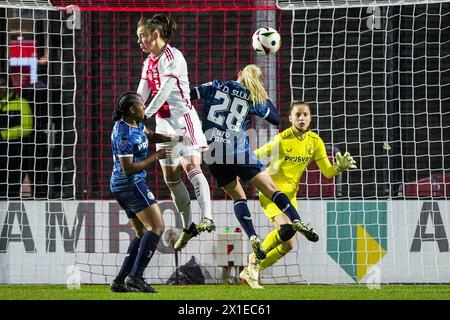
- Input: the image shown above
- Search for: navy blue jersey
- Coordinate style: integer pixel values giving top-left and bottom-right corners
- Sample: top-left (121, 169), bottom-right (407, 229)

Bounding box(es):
top-left (194, 80), bottom-right (280, 159)
top-left (110, 121), bottom-right (149, 192)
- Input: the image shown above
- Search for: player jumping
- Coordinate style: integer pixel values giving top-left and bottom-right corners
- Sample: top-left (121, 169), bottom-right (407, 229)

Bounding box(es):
top-left (191, 65), bottom-right (320, 289)
top-left (136, 14), bottom-right (214, 250)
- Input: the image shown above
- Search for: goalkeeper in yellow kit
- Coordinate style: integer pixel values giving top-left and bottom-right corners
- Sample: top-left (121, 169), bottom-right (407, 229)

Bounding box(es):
top-left (241, 101), bottom-right (357, 289)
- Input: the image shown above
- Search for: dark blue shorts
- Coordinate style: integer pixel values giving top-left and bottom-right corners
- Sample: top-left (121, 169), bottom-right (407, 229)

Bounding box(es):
top-left (112, 182), bottom-right (157, 218)
top-left (208, 161), bottom-right (265, 187)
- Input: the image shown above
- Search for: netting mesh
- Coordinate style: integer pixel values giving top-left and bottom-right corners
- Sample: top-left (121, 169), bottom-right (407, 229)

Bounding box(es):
top-left (74, 9), bottom-right (293, 200)
top-left (290, 3), bottom-right (450, 198)
top-left (0, 7), bottom-right (76, 200)
top-left (51, 0), bottom-right (276, 11)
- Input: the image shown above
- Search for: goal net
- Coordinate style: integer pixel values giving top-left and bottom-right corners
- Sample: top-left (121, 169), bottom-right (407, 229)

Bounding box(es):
top-left (279, 0), bottom-right (450, 284)
top-left (0, 1), bottom-right (77, 282)
top-left (0, 0), bottom-right (449, 285)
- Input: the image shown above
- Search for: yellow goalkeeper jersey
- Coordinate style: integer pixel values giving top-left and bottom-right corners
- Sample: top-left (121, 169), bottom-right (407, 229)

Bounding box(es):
top-left (254, 127), bottom-right (338, 195)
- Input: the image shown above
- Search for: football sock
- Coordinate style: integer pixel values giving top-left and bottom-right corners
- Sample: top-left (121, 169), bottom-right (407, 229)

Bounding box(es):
top-left (187, 169), bottom-right (212, 220)
top-left (167, 180), bottom-right (192, 228)
top-left (129, 231), bottom-right (160, 279)
top-left (260, 243), bottom-right (291, 272)
top-left (262, 228), bottom-right (283, 252)
top-left (233, 199), bottom-right (257, 238)
top-left (271, 191), bottom-right (301, 221)
top-left (115, 236), bottom-right (141, 282)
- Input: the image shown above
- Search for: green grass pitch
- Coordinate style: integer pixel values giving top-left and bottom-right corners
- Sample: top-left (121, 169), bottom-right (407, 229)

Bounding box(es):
top-left (1, 284), bottom-right (450, 300)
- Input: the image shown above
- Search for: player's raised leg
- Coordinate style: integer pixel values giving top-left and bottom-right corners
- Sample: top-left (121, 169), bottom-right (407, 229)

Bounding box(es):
top-left (182, 153), bottom-right (215, 233)
top-left (161, 163), bottom-right (194, 228)
top-left (259, 214), bottom-right (297, 272)
top-left (180, 110), bottom-right (215, 235)
top-left (250, 172), bottom-right (319, 242)
top-left (160, 162), bottom-right (199, 250)
top-left (222, 178), bottom-right (266, 260)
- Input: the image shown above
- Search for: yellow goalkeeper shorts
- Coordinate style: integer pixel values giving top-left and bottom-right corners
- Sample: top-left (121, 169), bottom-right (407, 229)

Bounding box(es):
top-left (259, 190), bottom-right (298, 222)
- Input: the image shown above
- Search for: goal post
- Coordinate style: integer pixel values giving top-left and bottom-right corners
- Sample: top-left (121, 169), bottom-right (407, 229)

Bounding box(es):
top-left (278, 0), bottom-right (450, 284)
top-left (0, 3), bottom-right (77, 201)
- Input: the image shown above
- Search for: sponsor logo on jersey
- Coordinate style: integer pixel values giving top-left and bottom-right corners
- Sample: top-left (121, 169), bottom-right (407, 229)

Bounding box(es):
top-left (138, 141), bottom-right (148, 151)
top-left (210, 127), bottom-right (231, 144)
top-left (284, 155), bottom-right (310, 163)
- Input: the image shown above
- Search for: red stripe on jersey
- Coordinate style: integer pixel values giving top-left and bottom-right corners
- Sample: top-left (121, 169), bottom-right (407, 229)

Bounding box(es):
top-left (184, 113), bottom-right (198, 145)
top-left (145, 55), bottom-right (161, 94)
top-left (145, 56), bottom-right (171, 118)
top-left (186, 99), bottom-right (192, 110)
top-left (176, 80), bottom-right (184, 99)
top-left (164, 74), bottom-right (192, 110)
top-left (165, 47), bottom-right (174, 61)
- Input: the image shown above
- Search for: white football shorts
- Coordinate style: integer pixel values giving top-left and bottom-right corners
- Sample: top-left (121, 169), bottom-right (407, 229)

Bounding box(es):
top-left (155, 109), bottom-right (209, 166)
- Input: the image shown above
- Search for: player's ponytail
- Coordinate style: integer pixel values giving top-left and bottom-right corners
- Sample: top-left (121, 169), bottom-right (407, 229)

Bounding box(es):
top-left (112, 110), bottom-right (123, 122)
top-left (138, 14), bottom-right (177, 42)
top-left (113, 92), bottom-right (142, 121)
top-left (237, 64), bottom-right (268, 105)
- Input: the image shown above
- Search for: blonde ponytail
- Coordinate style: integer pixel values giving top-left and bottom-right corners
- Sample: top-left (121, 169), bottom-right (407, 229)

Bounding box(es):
top-left (236, 64), bottom-right (268, 105)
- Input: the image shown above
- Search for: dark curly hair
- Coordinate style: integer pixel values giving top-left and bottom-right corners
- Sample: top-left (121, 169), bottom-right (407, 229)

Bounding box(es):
top-left (113, 92), bottom-right (142, 121)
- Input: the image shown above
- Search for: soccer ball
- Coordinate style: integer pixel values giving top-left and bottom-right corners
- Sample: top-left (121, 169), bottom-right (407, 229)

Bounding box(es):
top-left (252, 27), bottom-right (281, 56)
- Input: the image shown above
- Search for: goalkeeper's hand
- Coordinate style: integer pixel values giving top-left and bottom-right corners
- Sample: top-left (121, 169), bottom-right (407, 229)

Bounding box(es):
top-left (335, 151), bottom-right (357, 172)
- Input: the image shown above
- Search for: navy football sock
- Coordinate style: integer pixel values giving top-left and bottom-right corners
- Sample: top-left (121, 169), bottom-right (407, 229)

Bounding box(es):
top-left (233, 199), bottom-right (257, 239)
top-left (129, 231), bottom-right (160, 279)
top-left (271, 191), bottom-right (301, 221)
top-left (116, 236), bottom-right (141, 282)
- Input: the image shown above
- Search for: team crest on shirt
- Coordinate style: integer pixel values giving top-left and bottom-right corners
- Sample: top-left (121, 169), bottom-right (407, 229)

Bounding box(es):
top-left (119, 139), bottom-right (128, 151)
top-left (147, 191), bottom-right (155, 200)
top-left (308, 147), bottom-right (314, 155)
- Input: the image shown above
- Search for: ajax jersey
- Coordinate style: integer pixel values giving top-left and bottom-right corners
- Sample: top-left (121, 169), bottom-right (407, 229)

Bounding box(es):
top-left (140, 44), bottom-right (192, 118)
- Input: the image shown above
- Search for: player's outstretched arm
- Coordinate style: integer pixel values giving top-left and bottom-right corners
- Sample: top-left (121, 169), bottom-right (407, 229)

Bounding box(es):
top-left (144, 76), bottom-right (177, 119)
top-left (119, 149), bottom-right (170, 176)
top-left (137, 79), bottom-right (152, 105)
top-left (144, 126), bottom-right (183, 144)
top-left (316, 151), bottom-right (357, 179)
top-left (335, 151), bottom-right (357, 173)
top-left (261, 99), bottom-right (280, 125)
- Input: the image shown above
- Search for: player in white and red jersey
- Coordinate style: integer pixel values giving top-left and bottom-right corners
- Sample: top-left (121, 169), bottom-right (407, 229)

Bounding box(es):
top-left (136, 14), bottom-right (214, 250)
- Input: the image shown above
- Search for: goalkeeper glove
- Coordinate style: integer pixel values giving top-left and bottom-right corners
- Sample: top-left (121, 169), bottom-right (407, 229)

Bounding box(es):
top-left (335, 151), bottom-right (357, 172)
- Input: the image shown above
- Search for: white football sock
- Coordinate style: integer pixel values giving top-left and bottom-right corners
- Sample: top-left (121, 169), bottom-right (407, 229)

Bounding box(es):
top-left (166, 180), bottom-right (192, 229)
top-left (187, 169), bottom-right (212, 220)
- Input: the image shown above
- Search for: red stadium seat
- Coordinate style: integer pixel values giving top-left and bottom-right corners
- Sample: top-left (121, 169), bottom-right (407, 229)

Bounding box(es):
top-left (402, 173), bottom-right (450, 197)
